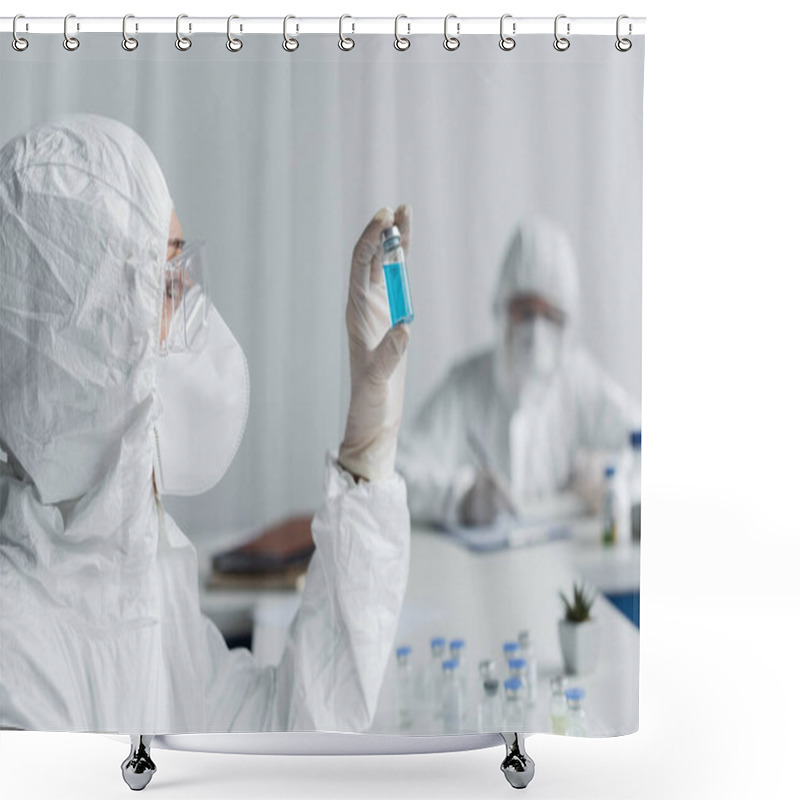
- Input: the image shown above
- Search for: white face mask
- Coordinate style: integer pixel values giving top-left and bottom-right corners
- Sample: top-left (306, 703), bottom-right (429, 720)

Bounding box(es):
top-left (153, 303), bottom-right (250, 496)
top-left (506, 316), bottom-right (563, 386)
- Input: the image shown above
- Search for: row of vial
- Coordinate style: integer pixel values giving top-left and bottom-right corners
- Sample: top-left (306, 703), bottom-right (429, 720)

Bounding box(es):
top-left (395, 632), bottom-right (588, 735)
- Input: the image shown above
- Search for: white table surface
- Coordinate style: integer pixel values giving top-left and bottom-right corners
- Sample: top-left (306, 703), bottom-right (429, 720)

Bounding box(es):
top-left (196, 524), bottom-right (639, 737)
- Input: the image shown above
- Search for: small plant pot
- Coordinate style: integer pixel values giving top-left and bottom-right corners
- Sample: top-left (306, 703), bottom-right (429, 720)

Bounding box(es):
top-left (558, 618), bottom-right (600, 675)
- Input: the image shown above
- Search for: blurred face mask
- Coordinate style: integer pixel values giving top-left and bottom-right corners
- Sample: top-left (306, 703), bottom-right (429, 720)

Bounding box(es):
top-left (153, 242), bottom-right (250, 496)
top-left (506, 315), bottom-right (564, 385)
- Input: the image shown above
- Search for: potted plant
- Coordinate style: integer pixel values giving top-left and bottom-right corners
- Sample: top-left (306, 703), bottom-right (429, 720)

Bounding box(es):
top-left (558, 582), bottom-right (600, 675)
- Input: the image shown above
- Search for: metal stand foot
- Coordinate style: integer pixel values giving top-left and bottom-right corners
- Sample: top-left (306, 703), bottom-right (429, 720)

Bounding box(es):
top-left (121, 735), bottom-right (157, 791)
top-left (500, 732), bottom-right (535, 789)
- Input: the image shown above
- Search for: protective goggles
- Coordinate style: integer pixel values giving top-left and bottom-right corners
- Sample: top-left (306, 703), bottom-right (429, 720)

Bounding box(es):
top-left (159, 240), bottom-right (210, 355)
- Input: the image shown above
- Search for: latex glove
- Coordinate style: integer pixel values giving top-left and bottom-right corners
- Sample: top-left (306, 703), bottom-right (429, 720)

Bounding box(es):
top-left (338, 205), bottom-right (412, 482)
top-left (458, 472), bottom-right (517, 527)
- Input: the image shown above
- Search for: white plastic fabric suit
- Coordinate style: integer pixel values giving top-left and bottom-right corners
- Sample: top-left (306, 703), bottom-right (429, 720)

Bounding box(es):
top-left (0, 114), bottom-right (410, 733)
top-left (396, 216), bottom-right (639, 525)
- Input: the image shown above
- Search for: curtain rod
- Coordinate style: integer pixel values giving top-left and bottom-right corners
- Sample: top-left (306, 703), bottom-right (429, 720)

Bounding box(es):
top-left (0, 16), bottom-right (646, 36)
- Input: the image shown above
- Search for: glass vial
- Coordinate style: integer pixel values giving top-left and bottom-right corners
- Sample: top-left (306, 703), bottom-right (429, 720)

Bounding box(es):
top-left (395, 645), bottom-right (414, 729)
top-left (381, 225), bottom-right (414, 326)
top-left (503, 677), bottom-right (526, 730)
top-left (602, 465), bottom-right (618, 546)
top-left (478, 678), bottom-right (502, 731)
top-left (549, 676), bottom-right (567, 735)
top-left (427, 637), bottom-right (446, 719)
top-left (518, 630), bottom-right (538, 707)
top-left (564, 686), bottom-right (588, 737)
top-left (441, 659), bottom-right (463, 733)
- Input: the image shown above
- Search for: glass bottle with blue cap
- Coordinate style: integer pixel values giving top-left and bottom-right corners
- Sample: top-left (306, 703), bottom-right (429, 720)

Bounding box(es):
top-left (381, 225), bottom-right (414, 326)
top-left (441, 658), bottom-right (463, 733)
top-left (395, 645), bottom-right (414, 729)
top-left (503, 676), bottom-right (526, 729)
top-left (564, 686), bottom-right (588, 736)
top-left (427, 637), bottom-right (447, 717)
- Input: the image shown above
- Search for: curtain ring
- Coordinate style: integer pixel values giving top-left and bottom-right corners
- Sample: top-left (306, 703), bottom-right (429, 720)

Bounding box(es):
top-left (553, 14), bottom-right (570, 51)
top-left (499, 14), bottom-right (515, 51)
top-left (283, 15), bottom-right (299, 52)
top-left (394, 14), bottom-right (410, 51)
top-left (63, 13), bottom-right (80, 51)
top-left (122, 14), bottom-right (138, 51)
top-left (175, 14), bottom-right (192, 51)
top-left (227, 15), bottom-right (243, 51)
top-left (338, 14), bottom-right (355, 51)
top-left (443, 14), bottom-right (460, 51)
top-left (615, 15), bottom-right (632, 51)
top-left (12, 15), bottom-right (29, 52)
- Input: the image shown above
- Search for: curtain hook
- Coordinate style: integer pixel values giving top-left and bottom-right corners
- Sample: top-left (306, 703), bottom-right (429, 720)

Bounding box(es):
top-left (175, 14), bottom-right (192, 51)
top-left (553, 14), bottom-right (570, 52)
top-left (283, 15), bottom-right (299, 52)
top-left (443, 14), bottom-right (460, 51)
top-left (12, 14), bottom-right (29, 52)
top-left (227, 15), bottom-right (243, 51)
top-left (122, 14), bottom-right (138, 51)
top-left (394, 14), bottom-right (410, 51)
top-left (63, 13), bottom-right (80, 51)
top-left (615, 15), bottom-right (632, 51)
top-left (500, 14), bottom-right (516, 51)
top-left (338, 14), bottom-right (355, 51)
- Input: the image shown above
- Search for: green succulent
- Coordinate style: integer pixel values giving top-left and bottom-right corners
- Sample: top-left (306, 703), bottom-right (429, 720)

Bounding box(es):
top-left (559, 582), bottom-right (595, 623)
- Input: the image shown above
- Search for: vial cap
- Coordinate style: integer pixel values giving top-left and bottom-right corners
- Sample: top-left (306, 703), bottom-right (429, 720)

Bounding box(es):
top-left (442, 659), bottom-right (458, 672)
top-left (508, 657), bottom-right (527, 670)
top-left (564, 687), bottom-right (585, 701)
top-left (483, 678), bottom-right (500, 695)
top-left (504, 677), bottom-right (523, 692)
top-left (478, 658), bottom-right (496, 676)
top-left (396, 645), bottom-right (412, 658)
top-left (605, 465), bottom-right (616, 478)
top-left (450, 638), bottom-right (465, 651)
top-left (381, 226), bottom-right (401, 250)
top-left (503, 641), bottom-right (520, 654)
top-left (630, 430), bottom-right (641, 448)
top-left (430, 636), bottom-right (446, 648)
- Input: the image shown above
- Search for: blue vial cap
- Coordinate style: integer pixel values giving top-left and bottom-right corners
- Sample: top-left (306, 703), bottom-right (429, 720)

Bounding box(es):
top-left (504, 677), bottom-right (523, 692)
top-left (450, 638), bottom-right (465, 651)
top-left (430, 636), bottom-right (446, 648)
top-left (564, 687), bottom-right (585, 701)
top-left (442, 659), bottom-right (458, 672)
top-left (503, 641), bottom-right (520, 654)
top-left (508, 657), bottom-right (527, 670)
top-left (396, 645), bottom-right (412, 658)
top-left (630, 430), bottom-right (641, 448)
top-left (605, 465), bottom-right (616, 478)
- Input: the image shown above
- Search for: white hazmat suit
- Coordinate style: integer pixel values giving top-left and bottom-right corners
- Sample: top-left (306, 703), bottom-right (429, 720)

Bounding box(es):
top-left (397, 216), bottom-right (639, 525)
top-left (0, 114), bottom-right (410, 734)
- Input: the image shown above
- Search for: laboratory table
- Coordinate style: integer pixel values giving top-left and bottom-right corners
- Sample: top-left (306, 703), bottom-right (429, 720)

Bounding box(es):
top-left (196, 522), bottom-right (639, 737)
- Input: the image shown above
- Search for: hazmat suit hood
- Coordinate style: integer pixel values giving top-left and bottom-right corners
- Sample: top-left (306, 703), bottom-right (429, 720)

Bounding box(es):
top-left (0, 114), bottom-right (195, 732)
top-left (492, 215), bottom-right (580, 401)
top-left (0, 112), bottom-right (172, 505)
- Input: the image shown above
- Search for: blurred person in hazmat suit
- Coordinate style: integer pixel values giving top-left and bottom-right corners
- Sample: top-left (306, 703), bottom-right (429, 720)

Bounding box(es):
top-left (397, 215), bottom-right (640, 527)
top-left (0, 113), bottom-right (412, 734)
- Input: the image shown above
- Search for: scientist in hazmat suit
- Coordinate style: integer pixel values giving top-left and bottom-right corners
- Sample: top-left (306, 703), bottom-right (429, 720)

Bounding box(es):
top-left (397, 215), bottom-right (640, 527)
top-left (0, 114), bottom-right (412, 734)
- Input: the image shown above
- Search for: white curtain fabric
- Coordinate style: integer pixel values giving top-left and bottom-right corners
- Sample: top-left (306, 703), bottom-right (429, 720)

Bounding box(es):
top-left (0, 33), bottom-right (643, 542)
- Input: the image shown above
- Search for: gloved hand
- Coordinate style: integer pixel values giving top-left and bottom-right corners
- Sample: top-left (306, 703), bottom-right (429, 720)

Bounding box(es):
top-left (338, 205), bottom-right (412, 482)
top-left (458, 472), bottom-right (517, 527)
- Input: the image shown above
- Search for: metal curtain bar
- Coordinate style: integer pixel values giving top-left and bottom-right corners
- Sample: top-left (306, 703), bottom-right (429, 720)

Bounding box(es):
top-left (0, 16), bottom-right (646, 36)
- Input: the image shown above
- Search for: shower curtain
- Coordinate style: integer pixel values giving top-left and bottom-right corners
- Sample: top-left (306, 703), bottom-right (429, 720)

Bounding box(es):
top-left (1, 24), bottom-right (644, 741)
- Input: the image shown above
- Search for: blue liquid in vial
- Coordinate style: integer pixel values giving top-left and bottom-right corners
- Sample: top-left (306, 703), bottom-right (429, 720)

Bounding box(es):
top-left (383, 262), bottom-right (415, 326)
